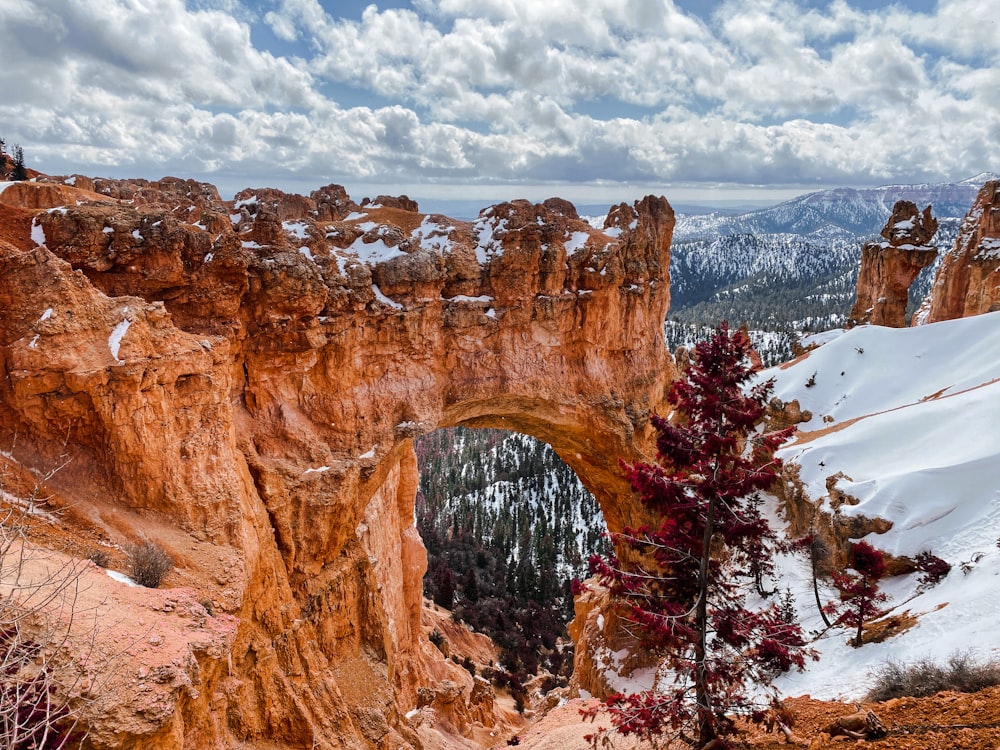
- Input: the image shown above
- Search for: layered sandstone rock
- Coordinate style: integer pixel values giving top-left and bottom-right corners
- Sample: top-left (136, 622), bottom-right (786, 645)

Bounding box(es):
top-left (914, 180), bottom-right (1000, 324)
top-left (847, 201), bottom-right (938, 327)
top-left (0, 180), bottom-right (676, 749)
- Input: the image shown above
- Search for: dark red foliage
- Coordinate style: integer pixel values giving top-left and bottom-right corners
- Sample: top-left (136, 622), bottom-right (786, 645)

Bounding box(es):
top-left (849, 540), bottom-right (886, 580)
top-left (913, 551), bottom-right (951, 587)
top-left (829, 541), bottom-right (888, 647)
top-left (588, 323), bottom-right (813, 748)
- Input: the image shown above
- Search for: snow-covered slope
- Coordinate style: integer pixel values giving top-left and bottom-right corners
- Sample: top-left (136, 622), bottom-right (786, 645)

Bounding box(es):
top-left (759, 311), bottom-right (1000, 699)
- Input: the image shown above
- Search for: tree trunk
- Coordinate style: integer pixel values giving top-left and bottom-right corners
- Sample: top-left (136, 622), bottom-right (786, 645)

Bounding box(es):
top-left (695, 495), bottom-right (717, 746)
top-left (812, 558), bottom-right (833, 628)
top-left (855, 599), bottom-right (864, 647)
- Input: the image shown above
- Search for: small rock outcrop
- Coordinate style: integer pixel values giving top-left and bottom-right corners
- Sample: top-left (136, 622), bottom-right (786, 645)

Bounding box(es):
top-left (915, 179), bottom-right (1000, 324)
top-left (847, 201), bottom-right (938, 327)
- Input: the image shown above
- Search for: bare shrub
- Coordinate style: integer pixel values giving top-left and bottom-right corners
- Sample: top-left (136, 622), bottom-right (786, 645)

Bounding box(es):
top-left (1, 457), bottom-right (95, 748)
top-left (86, 549), bottom-right (109, 568)
top-left (125, 539), bottom-right (172, 588)
top-left (866, 652), bottom-right (1000, 702)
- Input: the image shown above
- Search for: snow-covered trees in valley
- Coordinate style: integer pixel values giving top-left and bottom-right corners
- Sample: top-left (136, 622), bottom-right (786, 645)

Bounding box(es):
top-left (828, 540), bottom-right (888, 648)
top-left (588, 322), bottom-right (813, 749)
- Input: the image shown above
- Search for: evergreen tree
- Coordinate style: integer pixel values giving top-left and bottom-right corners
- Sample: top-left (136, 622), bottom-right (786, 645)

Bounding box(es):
top-left (11, 145), bottom-right (27, 181)
top-left (428, 559), bottom-right (456, 609)
top-left (589, 323), bottom-right (813, 749)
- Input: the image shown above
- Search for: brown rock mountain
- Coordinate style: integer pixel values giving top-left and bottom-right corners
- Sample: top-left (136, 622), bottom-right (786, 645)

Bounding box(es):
top-left (915, 179), bottom-right (1000, 324)
top-left (0, 177), bottom-right (676, 749)
top-left (847, 200), bottom-right (938, 327)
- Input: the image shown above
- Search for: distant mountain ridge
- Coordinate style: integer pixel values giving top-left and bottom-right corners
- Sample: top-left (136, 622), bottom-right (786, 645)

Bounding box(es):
top-left (674, 174), bottom-right (996, 242)
top-left (664, 176), bottom-right (993, 360)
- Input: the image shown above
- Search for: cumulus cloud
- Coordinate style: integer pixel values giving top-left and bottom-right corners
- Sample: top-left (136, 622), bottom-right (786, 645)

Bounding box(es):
top-left (0, 0), bottom-right (995, 196)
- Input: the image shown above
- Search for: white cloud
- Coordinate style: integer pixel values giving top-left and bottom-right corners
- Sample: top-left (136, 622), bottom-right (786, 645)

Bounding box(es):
top-left (0, 0), bottom-right (995, 195)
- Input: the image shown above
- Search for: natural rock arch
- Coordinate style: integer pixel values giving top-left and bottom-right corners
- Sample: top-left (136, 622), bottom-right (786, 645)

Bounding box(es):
top-left (0, 180), bottom-right (676, 749)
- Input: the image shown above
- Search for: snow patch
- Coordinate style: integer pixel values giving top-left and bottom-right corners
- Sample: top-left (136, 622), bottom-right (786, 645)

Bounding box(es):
top-left (106, 570), bottom-right (140, 587)
top-left (412, 215), bottom-right (455, 253)
top-left (473, 216), bottom-right (508, 264)
top-left (564, 230), bottom-right (589, 255)
top-left (283, 221), bottom-right (309, 239)
top-left (30, 218), bottom-right (46, 247)
top-left (372, 284), bottom-right (403, 310)
top-left (347, 235), bottom-right (406, 265)
top-left (0, 490), bottom-right (58, 524)
top-left (109, 316), bottom-right (131, 363)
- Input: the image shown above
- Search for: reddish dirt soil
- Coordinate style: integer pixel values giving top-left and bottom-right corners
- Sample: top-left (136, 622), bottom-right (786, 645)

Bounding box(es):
top-left (513, 688), bottom-right (1000, 750)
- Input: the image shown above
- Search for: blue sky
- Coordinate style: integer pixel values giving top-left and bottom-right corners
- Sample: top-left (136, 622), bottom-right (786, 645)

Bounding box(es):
top-left (0, 0), bottom-right (996, 207)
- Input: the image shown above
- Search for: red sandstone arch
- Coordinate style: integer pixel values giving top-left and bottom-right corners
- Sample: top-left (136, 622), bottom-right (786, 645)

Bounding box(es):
top-left (0, 181), bottom-right (676, 749)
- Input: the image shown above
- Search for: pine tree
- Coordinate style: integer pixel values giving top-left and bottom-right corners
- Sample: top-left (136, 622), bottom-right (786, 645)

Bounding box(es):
top-left (11, 145), bottom-right (27, 181)
top-left (589, 322), bottom-right (813, 749)
top-left (429, 559), bottom-right (456, 609)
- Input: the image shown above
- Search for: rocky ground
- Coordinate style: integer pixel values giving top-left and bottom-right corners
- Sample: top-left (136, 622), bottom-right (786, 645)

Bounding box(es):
top-left (508, 689), bottom-right (1000, 750)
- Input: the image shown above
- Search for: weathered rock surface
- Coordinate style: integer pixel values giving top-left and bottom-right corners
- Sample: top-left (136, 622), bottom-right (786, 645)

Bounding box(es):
top-left (0, 179), bottom-right (676, 749)
top-left (915, 179), bottom-right (1000, 324)
top-left (847, 200), bottom-right (938, 327)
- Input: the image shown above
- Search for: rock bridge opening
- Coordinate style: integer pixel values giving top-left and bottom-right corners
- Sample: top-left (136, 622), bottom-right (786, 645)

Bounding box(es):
top-left (415, 424), bottom-right (609, 679)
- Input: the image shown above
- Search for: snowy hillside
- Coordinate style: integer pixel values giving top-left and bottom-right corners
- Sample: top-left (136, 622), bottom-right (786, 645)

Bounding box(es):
top-left (759, 311), bottom-right (1000, 700)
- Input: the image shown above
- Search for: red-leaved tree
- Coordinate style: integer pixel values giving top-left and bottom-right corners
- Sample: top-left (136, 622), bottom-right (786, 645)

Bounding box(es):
top-left (588, 323), bottom-right (813, 749)
top-left (828, 540), bottom-right (888, 648)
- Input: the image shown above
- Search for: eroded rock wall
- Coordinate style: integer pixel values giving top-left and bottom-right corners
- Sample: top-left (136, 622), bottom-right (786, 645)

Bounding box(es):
top-left (915, 180), bottom-right (1000, 324)
top-left (0, 179), bottom-right (676, 749)
top-left (847, 200), bottom-right (938, 327)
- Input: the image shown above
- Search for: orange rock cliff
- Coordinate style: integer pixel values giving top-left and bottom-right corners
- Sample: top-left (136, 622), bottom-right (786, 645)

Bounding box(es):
top-left (915, 179), bottom-right (1000, 324)
top-left (0, 176), bottom-right (677, 749)
top-left (847, 200), bottom-right (939, 328)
